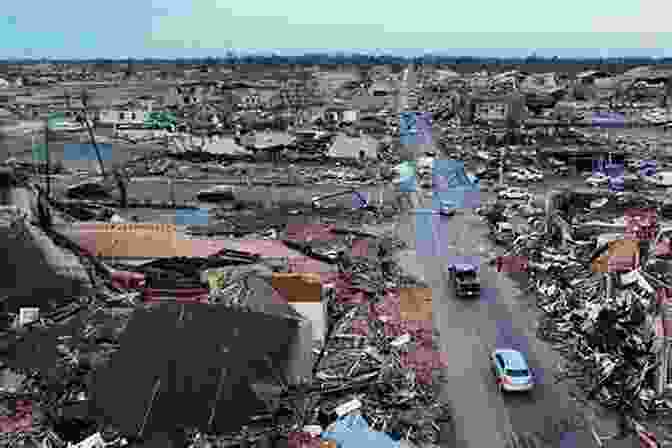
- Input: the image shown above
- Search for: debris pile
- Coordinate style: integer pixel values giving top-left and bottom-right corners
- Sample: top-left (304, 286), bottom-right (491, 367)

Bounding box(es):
top-left (535, 273), bottom-right (663, 412)
top-left (491, 195), bottom-right (672, 421)
top-left (0, 223), bottom-right (448, 448)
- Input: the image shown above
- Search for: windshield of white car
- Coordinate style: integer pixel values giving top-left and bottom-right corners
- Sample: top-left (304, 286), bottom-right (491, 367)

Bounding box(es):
top-left (505, 369), bottom-right (529, 377)
top-left (456, 271), bottom-right (477, 280)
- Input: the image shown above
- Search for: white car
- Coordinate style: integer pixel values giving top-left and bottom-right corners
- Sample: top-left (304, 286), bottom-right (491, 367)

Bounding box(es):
top-left (526, 170), bottom-right (544, 182)
top-left (491, 349), bottom-right (534, 393)
top-left (522, 170), bottom-right (543, 182)
top-left (586, 173), bottom-right (610, 187)
top-left (498, 188), bottom-right (530, 200)
top-left (507, 171), bottom-right (528, 182)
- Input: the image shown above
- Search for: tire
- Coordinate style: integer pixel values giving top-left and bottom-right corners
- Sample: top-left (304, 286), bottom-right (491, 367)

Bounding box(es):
top-left (498, 382), bottom-right (504, 394)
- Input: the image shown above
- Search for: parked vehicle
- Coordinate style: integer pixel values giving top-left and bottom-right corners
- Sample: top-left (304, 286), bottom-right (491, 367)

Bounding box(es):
top-left (196, 185), bottom-right (236, 202)
top-left (643, 172), bottom-right (672, 188)
top-left (507, 171), bottom-right (528, 182)
top-left (439, 200), bottom-right (457, 216)
top-left (492, 222), bottom-right (515, 245)
top-left (526, 169), bottom-right (544, 182)
top-left (585, 173), bottom-right (610, 187)
top-left (491, 349), bottom-right (534, 393)
top-left (498, 187), bottom-right (529, 200)
top-left (554, 166), bottom-right (570, 176)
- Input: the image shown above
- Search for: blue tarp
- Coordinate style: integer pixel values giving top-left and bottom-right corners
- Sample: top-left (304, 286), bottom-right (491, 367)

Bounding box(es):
top-left (322, 414), bottom-right (399, 448)
top-left (399, 112), bottom-right (432, 145)
top-left (398, 175), bottom-right (417, 193)
top-left (352, 191), bottom-right (369, 209)
top-left (590, 112), bottom-right (626, 128)
top-left (640, 159), bottom-right (657, 177)
top-left (431, 159), bottom-right (480, 209)
top-left (174, 208), bottom-right (209, 226)
top-left (609, 176), bottom-right (625, 192)
top-left (64, 143), bottom-right (113, 162)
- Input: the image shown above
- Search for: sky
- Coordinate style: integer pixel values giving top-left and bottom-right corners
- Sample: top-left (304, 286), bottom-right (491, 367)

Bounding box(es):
top-left (2, 0), bottom-right (671, 59)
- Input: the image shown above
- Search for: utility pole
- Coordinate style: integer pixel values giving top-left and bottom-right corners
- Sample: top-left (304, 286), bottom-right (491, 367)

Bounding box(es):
top-left (44, 117), bottom-right (51, 200)
top-left (168, 173), bottom-right (176, 207)
top-left (658, 344), bottom-right (668, 394)
top-left (499, 150), bottom-right (504, 187)
top-left (78, 90), bottom-right (106, 178)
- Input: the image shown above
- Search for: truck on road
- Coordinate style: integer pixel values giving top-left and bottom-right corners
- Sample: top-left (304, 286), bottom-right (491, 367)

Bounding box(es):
top-left (447, 263), bottom-right (481, 297)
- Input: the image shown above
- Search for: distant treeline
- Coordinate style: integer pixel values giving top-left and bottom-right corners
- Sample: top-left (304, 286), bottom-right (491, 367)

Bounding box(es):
top-left (3, 54), bottom-right (672, 66)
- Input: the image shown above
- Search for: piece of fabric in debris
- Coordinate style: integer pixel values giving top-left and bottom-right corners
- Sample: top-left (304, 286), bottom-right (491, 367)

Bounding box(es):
top-left (322, 414), bottom-right (400, 448)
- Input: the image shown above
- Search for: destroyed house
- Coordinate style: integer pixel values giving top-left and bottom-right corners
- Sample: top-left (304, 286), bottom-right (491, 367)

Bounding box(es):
top-left (89, 302), bottom-right (304, 437)
top-left (233, 88), bottom-right (276, 111)
top-left (469, 94), bottom-right (511, 123)
top-left (59, 223), bottom-right (238, 262)
top-left (98, 102), bottom-right (151, 127)
top-left (368, 80), bottom-right (396, 97)
top-left (170, 82), bottom-right (220, 106)
top-left (575, 70), bottom-right (610, 85)
top-left (323, 105), bottom-right (359, 123)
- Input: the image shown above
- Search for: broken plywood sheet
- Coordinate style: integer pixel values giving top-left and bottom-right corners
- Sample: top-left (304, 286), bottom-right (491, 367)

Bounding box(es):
top-left (399, 287), bottom-right (433, 322)
top-left (591, 239), bottom-right (640, 273)
top-left (271, 273), bottom-right (322, 303)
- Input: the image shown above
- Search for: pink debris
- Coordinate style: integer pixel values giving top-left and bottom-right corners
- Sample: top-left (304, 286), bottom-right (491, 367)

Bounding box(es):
top-left (624, 208), bottom-right (657, 240)
top-left (496, 256), bottom-right (528, 273)
top-left (0, 401), bottom-right (33, 434)
top-left (656, 288), bottom-right (672, 338)
top-left (289, 257), bottom-right (333, 275)
top-left (110, 270), bottom-right (146, 290)
top-left (350, 239), bottom-right (371, 257)
top-left (143, 288), bottom-right (210, 304)
top-left (400, 348), bottom-right (449, 385)
top-left (270, 287), bottom-right (290, 304)
top-left (349, 319), bottom-right (370, 336)
top-left (285, 223), bottom-right (336, 242)
top-left (657, 288), bottom-right (672, 305)
top-left (287, 432), bottom-right (322, 448)
top-left (655, 238), bottom-right (672, 257)
top-left (607, 254), bottom-right (639, 272)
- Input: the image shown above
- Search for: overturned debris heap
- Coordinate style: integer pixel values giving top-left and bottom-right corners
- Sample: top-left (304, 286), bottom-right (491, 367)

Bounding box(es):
top-left (0, 219), bottom-right (449, 448)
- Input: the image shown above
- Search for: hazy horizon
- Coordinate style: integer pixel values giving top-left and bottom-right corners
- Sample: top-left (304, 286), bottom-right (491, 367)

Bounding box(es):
top-left (2, 0), bottom-right (671, 60)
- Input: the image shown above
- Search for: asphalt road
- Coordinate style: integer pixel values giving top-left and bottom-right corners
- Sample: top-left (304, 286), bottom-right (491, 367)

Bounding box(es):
top-left (392, 189), bottom-right (613, 448)
top-left (48, 176), bottom-right (397, 210)
top-left (391, 65), bottom-right (602, 448)
top-left (0, 191), bottom-right (91, 312)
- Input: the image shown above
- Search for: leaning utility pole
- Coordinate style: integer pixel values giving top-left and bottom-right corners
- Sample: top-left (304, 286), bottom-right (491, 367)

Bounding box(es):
top-left (78, 90), bottom-right (106, 178)
top-left (43, 117), bottom-right (51, 199)
top-left (76, 90), bottom-right (128, 208)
